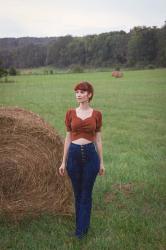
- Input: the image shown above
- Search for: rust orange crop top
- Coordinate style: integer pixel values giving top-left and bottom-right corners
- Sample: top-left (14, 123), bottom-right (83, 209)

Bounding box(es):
top-left (65, 108), bottom-right (102, 142)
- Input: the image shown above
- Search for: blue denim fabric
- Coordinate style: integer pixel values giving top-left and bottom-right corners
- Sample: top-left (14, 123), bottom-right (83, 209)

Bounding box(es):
top-left (66, 142), bottom-right (100, 238)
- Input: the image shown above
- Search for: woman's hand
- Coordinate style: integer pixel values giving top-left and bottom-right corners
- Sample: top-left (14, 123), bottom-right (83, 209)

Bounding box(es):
top-left (98, 163), bottom-right (105, 176)
top-left (59, 163), bottom-right (66, 176)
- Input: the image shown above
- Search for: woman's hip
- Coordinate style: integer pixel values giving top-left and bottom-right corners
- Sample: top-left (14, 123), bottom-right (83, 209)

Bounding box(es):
top-left (66, 142), bottom-right (100, 172)
top-left (68, 142), bottom-right (99, 160)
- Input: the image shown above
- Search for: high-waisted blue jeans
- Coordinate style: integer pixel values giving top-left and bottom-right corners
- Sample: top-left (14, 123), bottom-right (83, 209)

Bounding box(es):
top-left (66, 142), bottom-right (100, 237)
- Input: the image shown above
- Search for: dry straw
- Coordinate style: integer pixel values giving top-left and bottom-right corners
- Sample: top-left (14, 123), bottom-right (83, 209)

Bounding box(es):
top-left (0, 106), bottom-right (74, 223)
top-left (112, 71), bottom-right (123, 78)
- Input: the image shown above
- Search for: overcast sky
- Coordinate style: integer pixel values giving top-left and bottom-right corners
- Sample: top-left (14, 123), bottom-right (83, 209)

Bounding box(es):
top-left (0, 0), bottom-right (165, 38)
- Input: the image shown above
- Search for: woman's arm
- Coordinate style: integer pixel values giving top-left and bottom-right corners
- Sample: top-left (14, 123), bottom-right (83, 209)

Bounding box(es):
top-left (59, 132), bottom-right (71, 176)
top-left (95, 132), bottom-right (105, 175)
top-left (62, 132), bottom-right (71, 166)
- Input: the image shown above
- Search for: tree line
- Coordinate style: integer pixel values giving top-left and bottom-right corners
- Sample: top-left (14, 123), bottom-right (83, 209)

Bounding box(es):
top-left (0, 24), bottom-right (166, 69)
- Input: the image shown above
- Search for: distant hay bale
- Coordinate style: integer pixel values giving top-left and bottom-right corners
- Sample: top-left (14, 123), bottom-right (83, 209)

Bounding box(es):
top-left (112, 71), bottom-right (123, 78)
top-left (0, 106), bottom-right (73, 223)
top-left (112, 71), bottom-right (116, 77)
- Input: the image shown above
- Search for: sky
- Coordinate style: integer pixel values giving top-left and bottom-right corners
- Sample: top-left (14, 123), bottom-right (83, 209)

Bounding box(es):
top-left (0, 0), bottom-right (165, 38)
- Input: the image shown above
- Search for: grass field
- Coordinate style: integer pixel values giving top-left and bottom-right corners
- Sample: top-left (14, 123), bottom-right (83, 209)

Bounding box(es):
top-left (0, 69), bottom-right (166, 250)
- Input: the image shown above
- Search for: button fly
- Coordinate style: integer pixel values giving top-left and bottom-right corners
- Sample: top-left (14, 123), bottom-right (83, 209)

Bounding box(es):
top-left (80, 145), bottom-right (86, 162)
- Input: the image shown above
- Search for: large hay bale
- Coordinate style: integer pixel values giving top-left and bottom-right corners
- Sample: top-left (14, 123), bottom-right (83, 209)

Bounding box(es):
top-left (112, 71), bottom-right (123, 78)
top-left (0, 106), bottom-right (73, 222)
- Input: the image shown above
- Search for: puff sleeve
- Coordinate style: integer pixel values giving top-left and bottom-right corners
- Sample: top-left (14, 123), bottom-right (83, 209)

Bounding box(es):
top-left (65, 109), bottom-right (72, 132)
top-left (95, 111), bottom-right (102, 132)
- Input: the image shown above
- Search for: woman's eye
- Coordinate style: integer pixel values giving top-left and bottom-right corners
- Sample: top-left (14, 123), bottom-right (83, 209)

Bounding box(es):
top-left (75, 90), bottom-right (86, 95)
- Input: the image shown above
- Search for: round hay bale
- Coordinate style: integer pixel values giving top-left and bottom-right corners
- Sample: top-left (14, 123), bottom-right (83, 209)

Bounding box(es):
top-left (112, 71), bottom-right (117, 77)
top-left (112, 71), bottom-right (123, 78)
top-left (0, 106), bottom-right (73, 223)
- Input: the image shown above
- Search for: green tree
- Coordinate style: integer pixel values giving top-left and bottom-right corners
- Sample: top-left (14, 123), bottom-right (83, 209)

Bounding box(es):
top-left (0, 61), bottom-right (8, 78)
top-left (9, 66), bottom-right (17, 76)
top-left (127, 26), bottom-right (158, 67)
top-left (157, 23), bottom-right (166, 67)
top-left (46, 35), bottom-right (73, 67)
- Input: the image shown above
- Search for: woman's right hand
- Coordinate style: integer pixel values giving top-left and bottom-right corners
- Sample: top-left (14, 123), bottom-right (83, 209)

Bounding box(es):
top-left (59, 163), bottom-right (66, 176)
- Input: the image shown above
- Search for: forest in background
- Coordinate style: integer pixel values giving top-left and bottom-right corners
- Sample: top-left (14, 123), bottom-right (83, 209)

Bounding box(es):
top-left (0, 23), bottom-right (166, 69)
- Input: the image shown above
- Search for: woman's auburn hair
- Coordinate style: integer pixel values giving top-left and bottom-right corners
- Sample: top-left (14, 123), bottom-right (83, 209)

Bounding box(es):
top-left (74, 81), bottom-right (94, 102)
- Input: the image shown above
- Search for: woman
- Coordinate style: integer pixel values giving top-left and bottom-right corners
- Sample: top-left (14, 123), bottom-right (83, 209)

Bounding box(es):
top-left (59, 81), bottom-right (105, 239)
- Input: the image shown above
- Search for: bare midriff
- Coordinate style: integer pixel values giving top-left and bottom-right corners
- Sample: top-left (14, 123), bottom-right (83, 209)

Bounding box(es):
top-left (72, 138), bottom-right (93, 145)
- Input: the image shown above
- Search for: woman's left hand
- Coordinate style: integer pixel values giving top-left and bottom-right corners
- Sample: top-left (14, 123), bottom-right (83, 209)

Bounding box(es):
top-left (98, 163), bottom-right (105, 176)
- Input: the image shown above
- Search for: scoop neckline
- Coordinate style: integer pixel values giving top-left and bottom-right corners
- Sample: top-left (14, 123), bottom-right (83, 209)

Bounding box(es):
top-left (74, 108), bottom-right (94, 121)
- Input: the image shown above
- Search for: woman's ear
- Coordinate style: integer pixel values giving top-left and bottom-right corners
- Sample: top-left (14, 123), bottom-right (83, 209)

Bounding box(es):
top-left (88, 92), bottom-right (92, 99)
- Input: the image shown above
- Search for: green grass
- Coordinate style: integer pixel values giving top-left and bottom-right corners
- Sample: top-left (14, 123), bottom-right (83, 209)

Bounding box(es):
top-left (0, 69), bottom-right (166, 249)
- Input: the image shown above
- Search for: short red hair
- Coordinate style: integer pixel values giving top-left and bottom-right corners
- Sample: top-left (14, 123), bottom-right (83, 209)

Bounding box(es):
top-left (74, 81), bottom-right (94, 102)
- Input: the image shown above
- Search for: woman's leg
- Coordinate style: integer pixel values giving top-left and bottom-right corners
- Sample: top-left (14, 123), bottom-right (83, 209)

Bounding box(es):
top-left (73, 144), bottom-right (100, 237)
top-left (75, 152), bottom-right (100, 236)
top-left (66, 143), bottom-right (100, 238)
top-left (66, 148), bottom-right (83, 229)
top-left (67, 166), bottom-right (82, 227)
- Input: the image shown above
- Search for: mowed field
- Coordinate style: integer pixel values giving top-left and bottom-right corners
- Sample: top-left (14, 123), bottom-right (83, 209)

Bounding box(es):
top-left (0, 69), bottom-right (166, 250)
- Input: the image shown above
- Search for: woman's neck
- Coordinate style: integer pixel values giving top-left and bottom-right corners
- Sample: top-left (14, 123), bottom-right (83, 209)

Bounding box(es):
top-left (78, 102), bottom-right (91, 110)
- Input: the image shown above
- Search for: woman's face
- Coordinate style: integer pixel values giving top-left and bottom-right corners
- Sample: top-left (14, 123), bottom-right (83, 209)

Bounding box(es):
top-left (75, 89), bottom-right (92, 103)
